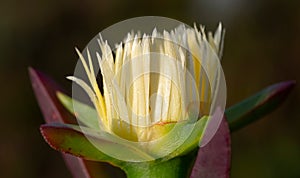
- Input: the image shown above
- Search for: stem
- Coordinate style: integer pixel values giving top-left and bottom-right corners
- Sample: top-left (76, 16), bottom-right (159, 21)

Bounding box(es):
top-left (122, 149), bottom-right (198, 178)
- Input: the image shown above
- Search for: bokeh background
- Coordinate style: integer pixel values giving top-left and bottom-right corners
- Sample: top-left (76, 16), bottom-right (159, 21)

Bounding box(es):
top-left (0, 0), bottom-right (299, 177)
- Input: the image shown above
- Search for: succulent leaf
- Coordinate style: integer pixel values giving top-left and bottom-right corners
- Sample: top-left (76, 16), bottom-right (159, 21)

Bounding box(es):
top-left (226, 81), bottom-right (295, 131)
top-left (57, 92), bottom-right (100, 130)
top-left (40, 123), bottom-right (154, 163)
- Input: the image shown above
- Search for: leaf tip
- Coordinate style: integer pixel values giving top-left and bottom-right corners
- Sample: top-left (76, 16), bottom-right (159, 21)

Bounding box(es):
top-left (40, 124), bottom-right (57, 151)
top-left (276, 80), bottom-right (296, 93)
top-left (28, 66), bottom-right (39, 83)
top-left (268, 80), bottom-right (296, 103)
top-left (40, 124), bottom-right (74, 155)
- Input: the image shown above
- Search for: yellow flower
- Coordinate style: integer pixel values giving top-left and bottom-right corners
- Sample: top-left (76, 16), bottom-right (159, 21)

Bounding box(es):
top-left (67, 23), bottom-right (224, 144)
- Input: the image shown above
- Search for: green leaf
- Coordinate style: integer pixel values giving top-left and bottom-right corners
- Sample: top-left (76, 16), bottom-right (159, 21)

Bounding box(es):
top-left (162, 116), bottom-right (208, 160)
top-left (40, 123), bottom-right (154, 164)
top-left (226, 80), bottom-right (295, 131)
top-left (57, 92), bottom-right (100, 130)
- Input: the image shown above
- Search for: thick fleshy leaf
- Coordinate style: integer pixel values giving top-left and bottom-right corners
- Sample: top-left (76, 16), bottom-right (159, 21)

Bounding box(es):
top-left (29, 67), bottom-right (124, 178)
top-left (40, 123), bottom-right (155, 163)
top-left (226, 80), bottom-right (295, 131)
top-left (57, 92), bottom-right (100, 130)
top-left (161, 117), bottom-right (208, 160)
top-left (40, 123), bottom-right (115, 161)
top-left (190, 117), bottom-right (231, 178)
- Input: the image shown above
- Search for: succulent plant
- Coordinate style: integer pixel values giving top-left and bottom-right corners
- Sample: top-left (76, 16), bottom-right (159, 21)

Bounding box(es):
top-left (29, 22), bottom-right (295, 178)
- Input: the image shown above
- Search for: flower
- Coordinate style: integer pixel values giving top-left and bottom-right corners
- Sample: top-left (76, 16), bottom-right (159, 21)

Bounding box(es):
top-left (66, 23), bottom-right (225, 160)
top-left (30, 18), bottom-right (296, 177)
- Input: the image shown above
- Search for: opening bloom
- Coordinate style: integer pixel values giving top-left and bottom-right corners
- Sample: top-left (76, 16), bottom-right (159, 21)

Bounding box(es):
top-left (31, 17), bottom-right (295, 177)
top-left (65, 23), bottom-right (225, 161)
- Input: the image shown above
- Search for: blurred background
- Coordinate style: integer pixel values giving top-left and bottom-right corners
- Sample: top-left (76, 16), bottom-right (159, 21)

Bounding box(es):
top-left (0, 0), bottom-right (299, 177)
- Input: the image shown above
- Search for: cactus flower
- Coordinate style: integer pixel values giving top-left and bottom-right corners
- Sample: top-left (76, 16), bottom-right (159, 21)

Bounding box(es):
top-left (30, 17), bottom-right (294, 178)
top-left (60, 23), bottom-right (226, 162)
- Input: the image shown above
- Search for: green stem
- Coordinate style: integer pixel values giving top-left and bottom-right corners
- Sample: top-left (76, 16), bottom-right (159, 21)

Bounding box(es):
top-left (122, 149), bottom-right (198, 178)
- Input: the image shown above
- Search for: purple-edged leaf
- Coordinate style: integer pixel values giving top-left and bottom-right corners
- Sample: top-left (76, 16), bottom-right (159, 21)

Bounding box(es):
top-left (191, 117), bottom-right (231, 178)
top-left (40, 123), bottom-right (154, 163)
top-left (40, 124), bottom-right (116, 162)
top-left (29, 67), bottom-right (124, 178)
top-left (226, 80), bottom-right (295, 131)
top-left (29, 67), bottom-right (75, 124)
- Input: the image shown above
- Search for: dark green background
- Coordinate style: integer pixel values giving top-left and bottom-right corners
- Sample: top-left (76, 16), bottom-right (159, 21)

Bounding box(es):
top-left (0, 0), bottom-right (299, 177)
